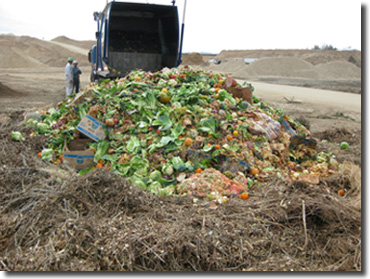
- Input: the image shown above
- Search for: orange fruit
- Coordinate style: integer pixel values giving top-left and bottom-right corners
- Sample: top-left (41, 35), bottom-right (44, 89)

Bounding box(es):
top-left (338, 189), bottom-right (345, 196)
top-left (195, 168), bottom-right (203, 174)
top-left (226, 135), bottom-right (233, 141)
top-left (184, 138), bottom-right (193, 146)
top-left (237, 120), bottom-right (243, 125)
top-left (214, 144), bottom-right (221, 149)
top-left (240, 192), bottom-right (249, 200)
top-left (96, 163), bottom-right (104, 168)
top-left (37, 152), bottom-right (42, 158)
top-left (250, 167), bottom-right (259, 176)
top-left (215, 87), bottom-right (220, 93)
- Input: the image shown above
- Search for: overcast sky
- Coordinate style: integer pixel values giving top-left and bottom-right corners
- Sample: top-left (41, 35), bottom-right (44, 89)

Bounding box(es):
top-left (0, 0), bottom-right (363, 53)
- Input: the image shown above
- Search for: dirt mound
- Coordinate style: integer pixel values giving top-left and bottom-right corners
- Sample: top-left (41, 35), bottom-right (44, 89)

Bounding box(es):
top-left (51, 36), bottom-right (95, 50)
top-left (0, 35), bottom-right (45, 68)
top-left (208, 59), bottom-right (246, 73)
top-left (204, 56), bottom-right (361, 83)
top-left (301, 51), bottom-right (362, 66)
top-left (182, 52), bottom-right (209, 66)
top-left (0, 82), bottom-right (21, 97)
top-left (208, 57), bottom-right (319, 80)
top-left (246, 57), bottom-right (319, 79)
top-left (215, 49), bottom-right (362, 66)
top-left (315, 61), bottom-right (361, 80)
top-left (0, 34), bottom-right (89, 68)
top-left (202, 49), bottom-right (362, 92)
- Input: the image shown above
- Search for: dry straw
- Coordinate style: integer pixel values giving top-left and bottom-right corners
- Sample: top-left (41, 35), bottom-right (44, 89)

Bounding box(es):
top-left (0, 112), bottom-right (361, 271)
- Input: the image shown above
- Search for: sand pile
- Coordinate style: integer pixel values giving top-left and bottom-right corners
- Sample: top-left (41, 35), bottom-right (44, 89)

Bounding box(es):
top-left (51, 36), bottom-right (95, 50)
top-left (208, 58), bottom-right (245, 73)
top-left (182, 52), bottom-right (209, 66)
top-left (215, 49), bottom-right (361, 67)
top-left (246, 57), bottom-right (317, 77)
top-left (315, 61), bottom-right (361, 80)
top-left (206, 49), bottom-right (362, 83)
top-left (202, 56), bottom-right (361, 82)
top-left (238, 57), bottom-right (319, 79)
top-left (0, 82), bottom-right (21, 97)
top-left (0, 34), bottom-right (89, 68)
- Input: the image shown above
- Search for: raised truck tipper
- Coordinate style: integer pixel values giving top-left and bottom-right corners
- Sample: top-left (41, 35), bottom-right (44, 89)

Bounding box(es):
top-left (88, 1), bottom-right (186, 81)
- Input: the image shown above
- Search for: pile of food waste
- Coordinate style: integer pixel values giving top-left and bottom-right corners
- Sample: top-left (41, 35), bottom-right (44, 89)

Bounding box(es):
top-left (24, 66), bottom-right (340, 202)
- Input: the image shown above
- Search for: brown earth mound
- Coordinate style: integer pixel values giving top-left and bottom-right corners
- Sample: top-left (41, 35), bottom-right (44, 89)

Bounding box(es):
top-left (0, 34), bottom-right (89, 68)
top-left (51, 36), bottom-right (95, 50)
top-left (206, 57), bottom-right (361, 81)
top-left (0, 82), bottom-right (21, 97)
top-left (215, 49), bottom-right (361, 67)
top-left (182, 52), bottom-right (209, 66)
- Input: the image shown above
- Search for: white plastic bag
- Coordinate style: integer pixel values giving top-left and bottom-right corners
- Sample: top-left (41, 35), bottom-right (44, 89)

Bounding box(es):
top-left (247, 112), bottom-right (281, 141)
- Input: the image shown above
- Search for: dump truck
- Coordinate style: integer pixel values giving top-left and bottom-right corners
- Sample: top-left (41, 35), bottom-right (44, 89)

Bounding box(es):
top-left (88, 1), bottom-right (185, 81)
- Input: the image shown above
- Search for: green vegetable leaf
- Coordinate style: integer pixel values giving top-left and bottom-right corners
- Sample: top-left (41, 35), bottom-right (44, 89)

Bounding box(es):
top-left (202, 144), bottom-right (214, 152)
top-left (41, 148), bottom-right (54, 162)
top-left (160, 136), bottom-right (176, 146)
top-left (126, 136), bottom-right (141, 154)
top-left (171, 123), bottom-right (185, 138)
top-left (11, 131), bottom-right (25, 141)
top-left (149, 170), bottom-right (162, 181)
top-left (94, 140), bottom-right (110, 162)
top-left (152, 112), bottom-right (172, 131)
top-left (77, 102), bottom-right (89, 119)
top-left (198, 118), bottom-right (217, 134)
top-left (36, 122), bottom-right (50, 134)
top-left (171, 156), bottom-right (186, 171)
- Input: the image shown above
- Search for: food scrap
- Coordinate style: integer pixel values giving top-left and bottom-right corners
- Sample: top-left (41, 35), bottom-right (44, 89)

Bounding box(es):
top-left (26, 66), bottom-right (340, 201)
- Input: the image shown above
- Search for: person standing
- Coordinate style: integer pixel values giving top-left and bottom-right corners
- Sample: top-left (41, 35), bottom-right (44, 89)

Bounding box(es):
top-left (65, 57), bottom-right (74, 97)
top-left (72, 60), bottom-right (82, 94)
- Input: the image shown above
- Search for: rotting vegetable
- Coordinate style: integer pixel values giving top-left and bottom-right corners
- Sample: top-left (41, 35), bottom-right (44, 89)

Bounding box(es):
top-left (11, 131), bottom-right (25, 141)
top-left (27, 66), bottom-right (340, 202)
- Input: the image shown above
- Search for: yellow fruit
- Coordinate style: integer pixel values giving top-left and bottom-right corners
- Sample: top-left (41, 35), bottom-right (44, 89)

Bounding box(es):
top-left (184, 138), bottom-right (193, 146)
top-left (159, 93), bottom-right (171, 104)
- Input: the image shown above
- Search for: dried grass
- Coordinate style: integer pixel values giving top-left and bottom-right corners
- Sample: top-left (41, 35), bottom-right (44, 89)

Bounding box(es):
top-left (0, 113), bottom-right (361, 271)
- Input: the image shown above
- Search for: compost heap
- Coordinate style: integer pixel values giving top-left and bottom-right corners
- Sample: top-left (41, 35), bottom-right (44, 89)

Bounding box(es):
top-left (26, 66), bottom-right (339, 202)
